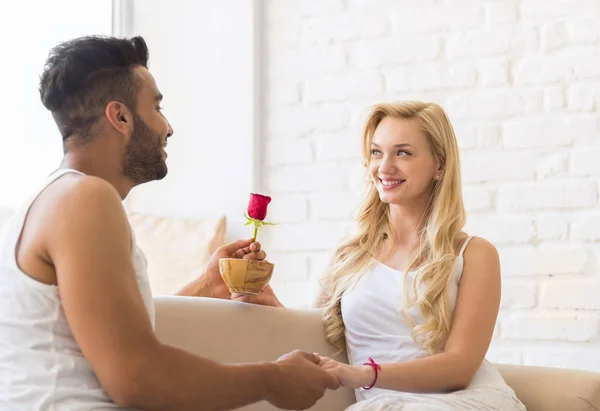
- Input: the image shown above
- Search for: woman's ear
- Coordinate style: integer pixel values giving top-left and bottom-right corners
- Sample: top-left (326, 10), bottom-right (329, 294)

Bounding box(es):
top-left (105, 101), bottom-right (133, 136)
top-left (434, 162), bottom-right (444, 181)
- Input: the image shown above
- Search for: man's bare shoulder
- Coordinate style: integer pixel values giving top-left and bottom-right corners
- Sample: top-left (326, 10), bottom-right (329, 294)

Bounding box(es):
top-left (46, 173), bottom-right (122, 210)
top-left (17, 174), bottom-right (128, 284)
top-left (36, 173), bottom-right (128, 243)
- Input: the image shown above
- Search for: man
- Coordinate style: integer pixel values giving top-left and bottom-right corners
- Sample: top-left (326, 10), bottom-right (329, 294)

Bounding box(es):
top-left (0, 35), bottom-right (338, 410)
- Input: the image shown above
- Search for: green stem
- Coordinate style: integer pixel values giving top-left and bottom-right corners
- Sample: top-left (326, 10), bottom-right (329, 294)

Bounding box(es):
top-left (253, 224), bottom-right (258, 242)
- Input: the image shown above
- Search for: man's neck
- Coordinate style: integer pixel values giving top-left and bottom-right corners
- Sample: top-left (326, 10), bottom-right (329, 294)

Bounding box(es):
top-left (60, 152), bottom-right (134, 200)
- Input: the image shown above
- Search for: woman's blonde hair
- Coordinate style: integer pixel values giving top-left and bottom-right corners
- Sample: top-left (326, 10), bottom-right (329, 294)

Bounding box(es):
top-left (321, 101), bottom-right (466, 355)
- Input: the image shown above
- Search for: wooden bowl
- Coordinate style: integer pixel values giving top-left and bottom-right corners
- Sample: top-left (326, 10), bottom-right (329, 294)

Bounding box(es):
top-left (218, 258), bottom-right (274, 295)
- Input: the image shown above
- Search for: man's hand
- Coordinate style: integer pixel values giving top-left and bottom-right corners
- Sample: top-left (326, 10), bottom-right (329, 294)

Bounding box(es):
top-left (206, 238), bottom-right (266, 299)
top-left (177, 238), bottom-right (266, 299)
top-left (266, 350), bottom-right (339, 410)
top-left (231, 284), bottom-right (284, 307)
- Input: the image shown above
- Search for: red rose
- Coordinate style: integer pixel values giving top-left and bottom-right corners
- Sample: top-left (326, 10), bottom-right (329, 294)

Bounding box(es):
top-left (247, 193), bottom-right (271, 221)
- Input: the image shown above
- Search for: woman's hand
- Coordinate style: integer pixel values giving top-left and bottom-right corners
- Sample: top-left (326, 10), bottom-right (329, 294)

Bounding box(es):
top-left (231, 284), bottom-right (284, 307)
top-left (318, 356), bottom-right (375, 389)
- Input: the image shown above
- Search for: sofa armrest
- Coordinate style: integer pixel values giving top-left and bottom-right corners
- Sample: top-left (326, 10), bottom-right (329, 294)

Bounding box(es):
top-left (153, 296), bottom-right (356, 411)
top-left (496, 363), bottom-right (600, 411)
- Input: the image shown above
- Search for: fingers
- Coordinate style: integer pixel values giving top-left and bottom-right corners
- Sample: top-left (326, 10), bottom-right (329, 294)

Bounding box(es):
top-left (228, 241), bottom-right (266, 260)
top-left (238, 242), bottom-right (261, 255)
top-left (231, 293), bottom-right (251, 303)
top-left (314, 355), bottom-right (341, 390)
top-left (298, 351), bottom-right (321, 364)
top-left (324, 373), bottom-right (340, 390)
top-left (221, 238), bottom-right (254, 255)
top-left (242, 250), bottom-right (266, 260)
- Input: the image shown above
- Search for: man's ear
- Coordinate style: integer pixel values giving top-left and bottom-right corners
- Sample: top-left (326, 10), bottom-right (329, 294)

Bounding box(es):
top-left (105, 101), bottom-right (133, 136)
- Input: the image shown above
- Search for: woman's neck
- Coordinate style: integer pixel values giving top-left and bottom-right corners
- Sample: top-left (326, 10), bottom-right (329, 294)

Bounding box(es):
top-left (387, 203), bottom-right (428, 247)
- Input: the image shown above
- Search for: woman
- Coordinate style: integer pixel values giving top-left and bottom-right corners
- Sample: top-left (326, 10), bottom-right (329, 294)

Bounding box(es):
top-left (238, 101), bottom-right (525, 410)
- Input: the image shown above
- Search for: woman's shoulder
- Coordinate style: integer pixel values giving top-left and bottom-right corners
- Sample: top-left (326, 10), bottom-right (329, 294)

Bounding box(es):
top-left (458, 234), bottom-right (499, 264)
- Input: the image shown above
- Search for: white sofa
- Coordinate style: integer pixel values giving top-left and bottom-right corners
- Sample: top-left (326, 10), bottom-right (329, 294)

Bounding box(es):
top-left (154, 296), bottom-right (600, 411)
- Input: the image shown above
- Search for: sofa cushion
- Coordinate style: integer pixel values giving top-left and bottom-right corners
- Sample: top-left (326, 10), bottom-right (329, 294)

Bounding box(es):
top-left (128, 213), bottom-right (226, 295)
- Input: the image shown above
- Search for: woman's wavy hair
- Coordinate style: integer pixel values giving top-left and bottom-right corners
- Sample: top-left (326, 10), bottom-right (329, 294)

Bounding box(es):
top-left (321, 101), bottom-right (466, 355)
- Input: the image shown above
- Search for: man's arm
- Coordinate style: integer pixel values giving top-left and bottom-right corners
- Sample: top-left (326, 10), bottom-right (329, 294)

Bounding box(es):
top-left (46, 176), bottom-right (336, 410)
top-left (175, 274), bottom-right (215, 298)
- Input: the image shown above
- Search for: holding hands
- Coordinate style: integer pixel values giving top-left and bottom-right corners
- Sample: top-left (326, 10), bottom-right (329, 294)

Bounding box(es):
top-left (317, 356), bottom-right (377, 390)
top-left (267, 350), bottom-right (340, 409)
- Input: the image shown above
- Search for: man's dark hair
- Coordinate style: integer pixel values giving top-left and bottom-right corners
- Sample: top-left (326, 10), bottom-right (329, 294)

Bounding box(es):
top-left (39, 35), bottom-right (149, 141)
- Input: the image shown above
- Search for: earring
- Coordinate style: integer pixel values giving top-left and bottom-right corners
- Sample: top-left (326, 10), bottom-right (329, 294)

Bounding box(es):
top-left (434, 174), bottom-right (441, 180)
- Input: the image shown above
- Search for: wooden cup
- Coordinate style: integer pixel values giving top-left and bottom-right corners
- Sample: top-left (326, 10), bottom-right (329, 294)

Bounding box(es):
top-left (218, 258), bottom-right (274, 295)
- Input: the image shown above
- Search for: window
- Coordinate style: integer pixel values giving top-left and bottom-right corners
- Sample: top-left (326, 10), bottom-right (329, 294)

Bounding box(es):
top-left (0, 0), bottom-right (112, 208)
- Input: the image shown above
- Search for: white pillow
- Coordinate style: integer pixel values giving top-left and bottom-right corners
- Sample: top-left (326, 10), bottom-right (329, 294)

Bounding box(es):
top-left (128, 212), bottom-right (226, 295)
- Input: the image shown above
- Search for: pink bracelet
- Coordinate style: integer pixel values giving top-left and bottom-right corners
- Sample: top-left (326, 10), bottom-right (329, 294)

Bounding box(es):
top-left (362, 357), bottom-right (381, 390)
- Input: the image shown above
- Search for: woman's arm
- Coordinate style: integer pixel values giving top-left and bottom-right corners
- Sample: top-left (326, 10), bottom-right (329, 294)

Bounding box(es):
top-left (232, 284), bottom-right (285, 307)
top-left (320, 237), bottom-right (501, 393)
top-left (233, 283), bottom-right (329, 309)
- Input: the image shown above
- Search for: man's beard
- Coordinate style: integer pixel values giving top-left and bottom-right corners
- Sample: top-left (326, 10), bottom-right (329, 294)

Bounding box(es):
top-left (122, 113), bottom-right (168, 185)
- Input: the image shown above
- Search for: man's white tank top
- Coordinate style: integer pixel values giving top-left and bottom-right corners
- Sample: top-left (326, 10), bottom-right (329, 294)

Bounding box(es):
top-left (0, 168), bottom-right (154, 410)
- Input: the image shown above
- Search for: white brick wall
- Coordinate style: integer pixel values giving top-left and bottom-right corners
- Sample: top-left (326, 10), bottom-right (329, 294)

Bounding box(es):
top-left (261, 0), bottom-right (600, 372)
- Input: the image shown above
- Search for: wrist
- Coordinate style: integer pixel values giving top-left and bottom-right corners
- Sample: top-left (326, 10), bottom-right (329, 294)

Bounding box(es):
top-left (359, 365), bottom-right (376, 387)
top-left (222, 361), bottom-right (276, 404)
top-left (259, 361), bottom-right (281, 401)
top-left (361, 358), bottom-right (382, 390)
